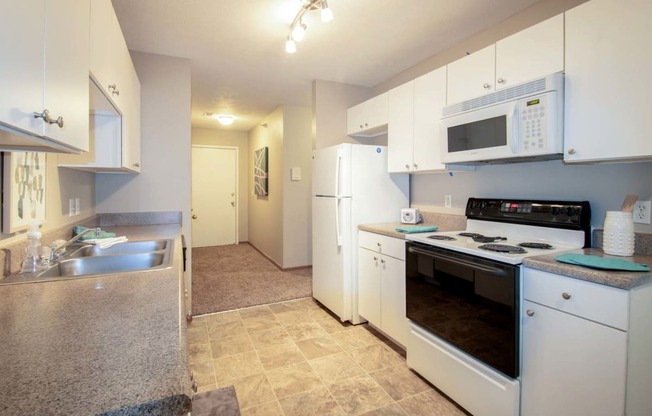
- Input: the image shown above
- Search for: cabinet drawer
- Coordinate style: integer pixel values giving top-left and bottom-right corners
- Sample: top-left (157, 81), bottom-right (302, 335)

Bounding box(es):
top-left (523, 268), bottom-right (629, 331)
top-left (358, 231), bottom-right (405, 261)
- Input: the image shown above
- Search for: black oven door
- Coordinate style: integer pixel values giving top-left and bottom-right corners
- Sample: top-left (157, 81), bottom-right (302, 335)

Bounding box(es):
top-left (406, 242), bottom-right (519, 378)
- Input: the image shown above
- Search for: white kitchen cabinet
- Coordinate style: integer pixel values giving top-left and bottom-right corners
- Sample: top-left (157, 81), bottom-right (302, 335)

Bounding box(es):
top-left (389, 67), bottom-right (455, 173)
top-left (60, 0), bottom-right (141, 173)
top-left (521, 267), bottom-right (652, 416)
top-left (564, 0), bottom-right (652, 162)
top-left (347, 93), bottom-right (388, 137)
top-left (358, 231), bottom-right (407, 346)
top-left (0, 0), bottom-right (90, 153)
top-left (447, 14), bottom-right (563, 105)
top-left (495, 14), bottom-right (564, 91)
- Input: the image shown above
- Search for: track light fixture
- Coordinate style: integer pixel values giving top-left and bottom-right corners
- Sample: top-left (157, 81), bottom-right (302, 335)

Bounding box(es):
top-left (285, 0), bottom-right (333, 53)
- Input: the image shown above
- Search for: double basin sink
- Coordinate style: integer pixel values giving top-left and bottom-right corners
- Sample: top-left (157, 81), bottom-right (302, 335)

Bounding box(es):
top-left (0, 239), bottom-right (174, 286)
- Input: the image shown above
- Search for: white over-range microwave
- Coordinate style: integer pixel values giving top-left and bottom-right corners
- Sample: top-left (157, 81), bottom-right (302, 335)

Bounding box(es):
top-left (441, 73), bottom-right (564, 164)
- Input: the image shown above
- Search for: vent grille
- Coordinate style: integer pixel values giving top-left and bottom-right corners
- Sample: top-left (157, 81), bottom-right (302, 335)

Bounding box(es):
top-left (443, 74), bottom-right (562, 117)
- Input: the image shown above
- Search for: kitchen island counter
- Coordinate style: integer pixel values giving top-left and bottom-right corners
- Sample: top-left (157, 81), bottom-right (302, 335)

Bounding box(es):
top-left (0, 224), bottom-right (191, 415)
top-left (523, 248), bottom-right (652, 290)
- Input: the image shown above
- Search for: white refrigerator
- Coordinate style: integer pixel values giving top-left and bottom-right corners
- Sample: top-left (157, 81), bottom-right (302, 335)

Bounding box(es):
top-left (312, 144), bottom-right (409, 324)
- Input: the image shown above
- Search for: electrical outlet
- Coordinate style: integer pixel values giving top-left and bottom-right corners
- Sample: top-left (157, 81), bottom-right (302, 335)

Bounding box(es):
top-left (68, 198), bottom-right (75, 217)
top-left (634, 200), bottom-right (651, 224)
top-left (75, 198), bottom-right (81, 216)
top-left (444, 195), bottom-right (452, 208)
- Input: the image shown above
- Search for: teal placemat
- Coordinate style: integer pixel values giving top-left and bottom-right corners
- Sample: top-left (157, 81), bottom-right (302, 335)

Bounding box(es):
top-left (395, 225), bottom-right (439, 234)
top-left (555, 253), bottom-right (650, 272)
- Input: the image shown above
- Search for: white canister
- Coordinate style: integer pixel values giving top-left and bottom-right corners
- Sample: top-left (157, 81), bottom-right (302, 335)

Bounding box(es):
top-left (603, 211), bottom-right (635, 256)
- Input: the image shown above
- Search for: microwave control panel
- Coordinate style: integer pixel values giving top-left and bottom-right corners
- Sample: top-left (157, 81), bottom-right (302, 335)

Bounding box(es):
top-left (519, 94), bottom-right (550, 152)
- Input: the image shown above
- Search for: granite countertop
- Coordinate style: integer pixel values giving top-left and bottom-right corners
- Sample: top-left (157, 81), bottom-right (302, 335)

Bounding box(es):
top-left (0, 224), bottom-right (191, 415)
top-left (523, 248), bottom-right (652, 290)
top-left (359, 212), bottom-right (467, 239)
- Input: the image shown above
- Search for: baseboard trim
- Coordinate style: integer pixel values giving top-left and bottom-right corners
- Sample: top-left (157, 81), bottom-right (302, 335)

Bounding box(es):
top-left (245, 242), bottom-right (312, 271)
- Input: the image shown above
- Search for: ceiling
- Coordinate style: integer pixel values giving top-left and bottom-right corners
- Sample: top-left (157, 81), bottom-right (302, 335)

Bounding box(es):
top-left (111, 0), bottom-right (541, 131)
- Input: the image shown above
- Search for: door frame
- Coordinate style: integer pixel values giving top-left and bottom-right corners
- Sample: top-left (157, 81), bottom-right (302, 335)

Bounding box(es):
top-left (191, 144), bottom-right (239, 245)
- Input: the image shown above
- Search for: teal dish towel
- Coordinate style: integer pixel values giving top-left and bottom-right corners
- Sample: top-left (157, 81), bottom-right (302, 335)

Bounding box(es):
top-left (73, 225), bottom-right (117, 240)
top-left (555, 253), bottom-right (650, 272)
top-left (395, 225), bottom-right (439, 234)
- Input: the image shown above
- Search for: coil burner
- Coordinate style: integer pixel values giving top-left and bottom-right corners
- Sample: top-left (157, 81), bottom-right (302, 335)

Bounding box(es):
top-left (478, 244), bottom-right (527, 254)
top-left (518, 242), bottom-right (554, 249)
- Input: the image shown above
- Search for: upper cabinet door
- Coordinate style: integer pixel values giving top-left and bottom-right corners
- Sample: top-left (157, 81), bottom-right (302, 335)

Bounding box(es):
top-left (564, 0), bottom-right (652, 162)
top-left (0, 0), bottom-right (45, 137)
top-left (43, 0), bottom-right (90, 151)
top-left (446, 44), bottom-right (495, 105)
top-left (347, 93), bottom-right (388, 137)
top-left (387, 81), bottom-right (414, 173)
top-left (414, 66), bottom-right (447, 172)
top-left (496, 14), bottom-right (564, 90)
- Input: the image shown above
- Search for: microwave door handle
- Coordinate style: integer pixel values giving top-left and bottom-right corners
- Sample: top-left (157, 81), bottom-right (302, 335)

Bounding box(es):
top-left (408, 246), bottom-right (507, 276)
top-left (509, 103), bottom-right (520, 154)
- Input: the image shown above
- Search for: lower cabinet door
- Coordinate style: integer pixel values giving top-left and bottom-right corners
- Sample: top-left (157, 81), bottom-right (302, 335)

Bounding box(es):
top-left (521, 300), bottom-right (627, 416)
top-left (380, 255), bottom-right (407, 346)
top-left (358, 248), bottom-right (381, 326)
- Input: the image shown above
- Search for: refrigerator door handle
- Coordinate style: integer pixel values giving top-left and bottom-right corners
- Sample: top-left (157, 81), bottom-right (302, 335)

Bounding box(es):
top-left (335, 197), bottom-right (343, 247)
top-left (335, 151), bottom-right (342, 197)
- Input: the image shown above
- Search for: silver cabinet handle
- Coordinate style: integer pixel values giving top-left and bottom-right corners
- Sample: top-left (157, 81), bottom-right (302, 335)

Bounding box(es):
top-left (108, 84), bottom-right (120, 96)
top-left (497, 77), bottom-right (505, 84)
top-left (133, 163), bottom-right (140, 168)
top-left (483, 83), bottom-right (491, 89)
top-left (562, 292), bottom-right (572, 300)
top-left (49, 115), bottom-right (64, 128)
top-left (34, 109), bottom-right (52, 123)
top-left (526, 309), bottom-right (535, 317)
top-left (567, 148), bottom-right (576, 155)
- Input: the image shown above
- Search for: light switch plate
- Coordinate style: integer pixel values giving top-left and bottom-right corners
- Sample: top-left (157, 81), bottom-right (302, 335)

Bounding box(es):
top-left (291, 167), bottom-right (301, 181)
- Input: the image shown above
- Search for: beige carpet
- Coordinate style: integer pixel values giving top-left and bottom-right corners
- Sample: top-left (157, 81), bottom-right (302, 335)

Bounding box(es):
top-left (191, 243), bottom-right (312, 316)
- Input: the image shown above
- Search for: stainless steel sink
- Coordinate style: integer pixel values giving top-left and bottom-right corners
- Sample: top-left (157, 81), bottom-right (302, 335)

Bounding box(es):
top-left (67, 240), bottom-right (170, 257)
top-left (39, 252), bottom-right (168, 278)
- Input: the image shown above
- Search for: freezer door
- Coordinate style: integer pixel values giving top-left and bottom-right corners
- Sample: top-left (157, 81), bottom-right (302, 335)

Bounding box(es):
top-left (312, 144), bottom-right (352, 197)
top-left (312, 196), bottom-right (352, 321)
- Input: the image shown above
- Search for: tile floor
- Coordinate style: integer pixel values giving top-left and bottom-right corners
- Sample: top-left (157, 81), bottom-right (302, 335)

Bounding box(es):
top-left (188, 297), bottom-right (467, 416)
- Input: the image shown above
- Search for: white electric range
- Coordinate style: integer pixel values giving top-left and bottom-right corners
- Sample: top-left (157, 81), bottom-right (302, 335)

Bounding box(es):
top-left (404, 198), bottom-right (592, 416)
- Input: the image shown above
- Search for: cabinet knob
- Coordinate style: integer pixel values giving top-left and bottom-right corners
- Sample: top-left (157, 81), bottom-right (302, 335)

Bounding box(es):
top-left (133, 163), bottom-right (140, 168)
top-left (364, 122), bottom-right (368, 127)
top-left (377, 243), bottom-right (381, 247)
top-left (497, 77), bottom-right (505, 84)
top-left (192, 214), bottom-right (198, 219)
top-left (526, 309), bottom-right (535, 317)
top-left (405, 164), bottom-right (410, 169)
top-left (186, 313), bottom-right (192, 323)
top-left (562, 292), bottom-right (572, 300)
top-left (373, 256), bottom-right (378, 261)
top-left (413, 163), bottom-right (418, 169)
top-left (191, 380), bottom-right (198, 393)
top-left (360, 124), bottom-right (363, 129)
top-left (380, 259), bottom-right (385, 264)
top-left (483, 83), bottom-right (491, 89)
top-left (49, 115), bottom-right (64, 128)
top-left (567, 148), bottom-right (576, 155)
top-left (33, 109), bottom-right (52, 124)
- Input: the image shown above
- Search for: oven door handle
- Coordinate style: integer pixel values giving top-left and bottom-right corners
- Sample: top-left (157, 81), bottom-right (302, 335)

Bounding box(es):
top-left (408, 246), bottom-right (507, 276)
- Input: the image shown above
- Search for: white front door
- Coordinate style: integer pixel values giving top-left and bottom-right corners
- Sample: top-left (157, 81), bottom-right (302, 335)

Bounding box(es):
top-left (191, 146), bottom-right (237, 247)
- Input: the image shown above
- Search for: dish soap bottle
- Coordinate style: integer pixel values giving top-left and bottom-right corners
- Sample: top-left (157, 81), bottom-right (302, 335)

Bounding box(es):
top-left (21, 221), bottom-right (42, 273)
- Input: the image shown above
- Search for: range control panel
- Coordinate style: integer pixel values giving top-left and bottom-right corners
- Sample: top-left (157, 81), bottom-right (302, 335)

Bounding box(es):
top-left (465, 198), bottom-right (591, 230)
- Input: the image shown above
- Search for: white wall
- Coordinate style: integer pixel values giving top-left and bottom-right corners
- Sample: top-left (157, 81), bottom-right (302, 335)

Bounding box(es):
top-left (192, 128), bottom-right (249, 241)
top-left (248, 107), bottom-right (284, 265)
top-left (282, 106), bottom-right (313, 268)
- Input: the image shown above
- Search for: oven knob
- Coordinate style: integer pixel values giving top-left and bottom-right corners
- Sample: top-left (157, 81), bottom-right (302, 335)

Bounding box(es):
top-left (526, 309), bottom-right (535, 317)
top-left (552, 207), bottom-right (560, 216)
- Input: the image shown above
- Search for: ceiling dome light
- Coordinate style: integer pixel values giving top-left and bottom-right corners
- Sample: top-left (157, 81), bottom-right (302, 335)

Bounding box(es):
top-left (213, 114), bottom-right (236, 125)
top-left (291, 22), bottom-right (307, 42)
top-left (285, 37), bottom-right (297, 53)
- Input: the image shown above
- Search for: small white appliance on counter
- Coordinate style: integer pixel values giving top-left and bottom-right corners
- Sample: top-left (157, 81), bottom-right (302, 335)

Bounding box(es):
top-left (400, 208), bottom-right (422, 224)
top-left (441, 72), bottom-right (564, 164)
top-left (405, 198), bottom-right (591, 416)
top-left (312, 144), bottom-right (409, 324)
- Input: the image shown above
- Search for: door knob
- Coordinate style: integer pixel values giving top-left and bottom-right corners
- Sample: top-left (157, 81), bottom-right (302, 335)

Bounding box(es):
top-left (192, 214), bottom-right (197, 219)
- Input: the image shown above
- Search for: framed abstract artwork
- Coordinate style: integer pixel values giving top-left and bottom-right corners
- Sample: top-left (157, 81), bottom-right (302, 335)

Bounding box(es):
top-left (254, 146), bottom-right (269, 196)
top-left (2, 152), bottom-right (47, 233)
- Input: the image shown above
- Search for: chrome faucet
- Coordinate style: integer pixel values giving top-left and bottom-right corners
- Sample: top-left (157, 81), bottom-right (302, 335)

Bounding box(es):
top-left (50, 227), bottom-right (100, 261)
